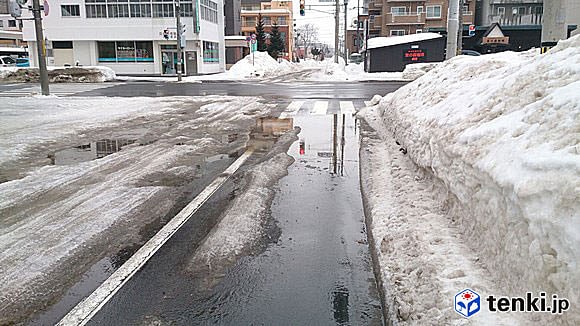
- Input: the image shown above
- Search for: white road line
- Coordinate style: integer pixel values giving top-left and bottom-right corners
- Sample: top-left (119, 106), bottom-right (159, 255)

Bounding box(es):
top-left (57, 149), bottom-right (254, 326)
top-left (280, 100), bottom-right (305, 118)
top-left (339, 101), bottom-right (355, 115)
top-left (311, 101), bottom-right (329, 115)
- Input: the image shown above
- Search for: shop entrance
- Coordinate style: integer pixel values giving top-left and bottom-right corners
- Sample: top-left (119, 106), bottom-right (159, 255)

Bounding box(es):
top-left (160, 45), bottom-right (185, 75)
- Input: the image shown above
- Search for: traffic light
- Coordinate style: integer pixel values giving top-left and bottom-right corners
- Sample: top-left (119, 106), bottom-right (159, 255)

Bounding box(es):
top-left (163, 29), bottom-right (170, 40)
top-left (300, 0), bottom-right (305, 16)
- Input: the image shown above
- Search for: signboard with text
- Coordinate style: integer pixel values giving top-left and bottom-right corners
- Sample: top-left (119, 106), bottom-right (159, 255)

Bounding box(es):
top-left (403, 48), bottom-right (427, 62)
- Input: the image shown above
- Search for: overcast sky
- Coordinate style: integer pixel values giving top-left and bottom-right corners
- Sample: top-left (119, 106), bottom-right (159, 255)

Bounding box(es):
top-left (291, 0), bottom-right (359, 46)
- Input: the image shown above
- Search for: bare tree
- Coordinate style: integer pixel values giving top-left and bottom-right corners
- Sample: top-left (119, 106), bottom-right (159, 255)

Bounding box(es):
top-left (296, 24), bottom-right (319, 59)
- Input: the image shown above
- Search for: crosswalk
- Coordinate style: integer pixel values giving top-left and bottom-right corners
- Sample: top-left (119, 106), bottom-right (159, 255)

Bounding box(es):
top-left (0, 83), bottom-right (121, 97)
top-left (279, 100), bottom-right (365, 117)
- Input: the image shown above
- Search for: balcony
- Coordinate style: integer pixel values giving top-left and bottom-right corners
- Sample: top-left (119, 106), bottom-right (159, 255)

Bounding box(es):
top-left (489, 13), bottom-right (543, 26)
top-left (385, 12), bottom-right (426, 25)
top-left (373, 15), bottom-right (383, 29)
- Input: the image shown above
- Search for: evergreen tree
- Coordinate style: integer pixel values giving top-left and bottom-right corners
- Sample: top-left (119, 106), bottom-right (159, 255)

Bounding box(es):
top-left (255, 14), bottom-right (267, 52)
top-left (267, 23), bottom-right (285, 59)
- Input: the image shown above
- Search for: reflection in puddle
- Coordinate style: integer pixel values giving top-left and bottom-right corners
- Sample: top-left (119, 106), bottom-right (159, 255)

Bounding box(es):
top-left (249, 117), bottom-right (294, 152)
top-left (332, 284), bottom-right (350, 324)
top-left (51, 139), bottom-right (137, 165)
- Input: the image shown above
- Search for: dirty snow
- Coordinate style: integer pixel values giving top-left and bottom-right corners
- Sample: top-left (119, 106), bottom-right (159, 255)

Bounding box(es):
top-left (189, 129), bottom-right (298, 272)
top-left (0, 66), bottom-right (116, 82)
top-left (360, 35), bottom-right (579, 325)
top-left (0, 96), bottom-right (272, 324)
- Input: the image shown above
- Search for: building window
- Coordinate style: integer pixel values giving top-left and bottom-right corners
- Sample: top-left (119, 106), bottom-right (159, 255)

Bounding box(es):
top-left (180, 0), bottom-right (193, 17)
top-left (278, 16), bottom-right (286, 25)
top-left (0, 21), bottom-right (3, 28)
top-left (415, 29), bottom-right (422, 34)
top-left (8, 20), bottom-right (17, 27)
top-left (517, 7), bottom-right (526, 15)
top-left (417, 6), bottom-right (423, 15)
top-left (86, 0), bottom-right (107, 18)
top-left (390, 30), bottom-right (405, 36)
top-left (203, 41), bottom-right (219, 63)
top-left (53, 41), bottom-right (73, 49)
top-left (497, 7), bottom-right (505, 17)
top-left (97, 41), bottom-right (153, 62)
top-left (108, 0), bottom-right (130, 18)
top-left (61, 4), bottom-right (81, 17)
top-left (391, 7), bottom-right (406, 16)
top-left (200, 0), bottom-right (218, 23)
top-left (152, 1), bottom-right (174, 17)
top-left (263, 16), bottom-right (271, 25)
top-left (244, 17), bottom-right (256, 27)
top-left (463, 5), bottom-right (469, 14)
top-left (426, 5), bottom-right (441, 19)
top-left (130, 0), bottom-right (152, 17)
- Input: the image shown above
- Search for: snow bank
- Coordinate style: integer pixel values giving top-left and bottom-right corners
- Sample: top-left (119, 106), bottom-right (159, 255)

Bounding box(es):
top-left (401, 62), bottom-right (440, 80)
top-left (0, 66), bottom-right (116, 82)
top-left (365, 35), bottom-right (579, 324)
top-left (228, 51), bottom-right (291, 78)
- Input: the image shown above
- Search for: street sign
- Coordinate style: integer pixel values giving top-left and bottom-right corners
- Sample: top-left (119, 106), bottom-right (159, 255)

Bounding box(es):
top-left (251, 41), bottom-right (257, 52)
top-left (43, 0), bottom-right (49, 16)
top-left (250, 39), bottom-right (256, 44)
top-left (245, 36), bottom-right (251, 42)
top-left (468, 24), bottom-right (476, 37)
top-left (251, 33), bottom-right (256, 40)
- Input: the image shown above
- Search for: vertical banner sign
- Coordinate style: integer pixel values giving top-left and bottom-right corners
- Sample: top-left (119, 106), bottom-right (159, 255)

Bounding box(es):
top-left (193, 0), bottom-right (200, 33)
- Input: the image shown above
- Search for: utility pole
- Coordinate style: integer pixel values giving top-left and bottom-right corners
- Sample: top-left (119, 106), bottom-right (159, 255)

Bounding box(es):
top-left (541, 0), bottom-right (567, 53)
top-left (334, 0), bottom-right (339, 63)
top-left (32, 0), bottom-right (49, 95)
top-left (175, 0), bottom-right (183, 82)
top-left (457, 0), bottom-right (464, 55)
top-left (446, 0), bottom-right (460, 59)
top-left (356, 0), bottom-right (360, 52)
top-left (343, 0), bottom-right (348, 65)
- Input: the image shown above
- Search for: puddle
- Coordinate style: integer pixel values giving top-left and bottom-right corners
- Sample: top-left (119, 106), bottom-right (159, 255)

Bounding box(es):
top-left (50, 138), bottom-right (138, 165)
top-left (248, 117), bottom-right (294, 152)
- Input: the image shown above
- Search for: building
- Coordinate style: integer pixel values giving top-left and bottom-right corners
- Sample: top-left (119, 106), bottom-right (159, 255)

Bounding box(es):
top-left (224, 0), bottom-right (245, 68)
top-left (476, 0), bottom-right (543, 26)
top-left (1, 0), bottom-right (26, 55)
top-left (241, 0), bottom-right (294, 61)
top-left (21, 0), bottom-right (225, 75)
top-left (366, 0), bottom-right (476, 37)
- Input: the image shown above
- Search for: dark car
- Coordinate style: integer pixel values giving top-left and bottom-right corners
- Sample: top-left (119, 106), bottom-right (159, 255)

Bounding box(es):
top-left (461, 50), bottom-right (481, 56)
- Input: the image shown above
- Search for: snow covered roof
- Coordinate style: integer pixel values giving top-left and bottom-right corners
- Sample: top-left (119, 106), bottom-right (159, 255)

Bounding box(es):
top-left (367, 33), bottom-right (443, 49)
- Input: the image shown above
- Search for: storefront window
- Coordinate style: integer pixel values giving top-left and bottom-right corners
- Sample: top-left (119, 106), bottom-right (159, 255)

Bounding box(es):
top-left (98, 41), bottom-right (153, 63)
top-left (135, 41), bottom-right (154, 62)
top-left (203, 41), bottom-right (219, 63)
top-left (97, 41), bottom-right (116, 62)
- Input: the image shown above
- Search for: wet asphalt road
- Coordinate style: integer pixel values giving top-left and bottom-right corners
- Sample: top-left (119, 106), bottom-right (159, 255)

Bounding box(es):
top-left (19, 80), bottom-right (406, 325)
top-left (0, 80), bottom-right (406, 100)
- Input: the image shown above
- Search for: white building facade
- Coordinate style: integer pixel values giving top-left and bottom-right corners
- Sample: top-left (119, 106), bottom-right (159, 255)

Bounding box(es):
top-left (22, 0), bottom-right (225, 75)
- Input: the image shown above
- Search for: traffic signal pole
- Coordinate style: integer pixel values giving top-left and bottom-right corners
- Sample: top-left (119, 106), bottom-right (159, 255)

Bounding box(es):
top-left (343, 0), bottom-right (348, 65)
top-left (176, 0), bottom-right (182, 82)
top-left (32, 0), bottom-right (49, 95)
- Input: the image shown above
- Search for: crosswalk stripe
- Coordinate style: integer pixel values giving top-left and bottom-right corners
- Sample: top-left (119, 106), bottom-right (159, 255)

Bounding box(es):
top-left (280, 100), bottom-right (305, 118)
top-left (311, 101), bottom-right (328, 115)
top-left (339, 101), bottom-right (355, 115)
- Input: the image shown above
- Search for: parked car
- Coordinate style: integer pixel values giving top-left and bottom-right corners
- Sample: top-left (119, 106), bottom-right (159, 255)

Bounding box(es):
top-left (0, 56), bottom-right (17, 67)
top-left (16, 58), bottom-right (30, 67)
top-left (461, 50), bottom-right (481, 56)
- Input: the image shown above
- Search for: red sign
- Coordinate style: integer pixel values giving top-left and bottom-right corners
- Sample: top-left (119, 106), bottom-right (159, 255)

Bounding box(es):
top-left (403, 49), bottom-right (426, 62)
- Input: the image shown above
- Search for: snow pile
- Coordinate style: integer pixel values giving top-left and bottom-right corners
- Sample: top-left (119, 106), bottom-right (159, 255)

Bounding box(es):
top-left (0, 66), bottom-right (116, 82)
top-left (401, 62), bottom-right (440, 80)
top-left (363, 35), bottom-right (579, 324)
top-left (228, 51), bottom-right (291, 78)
